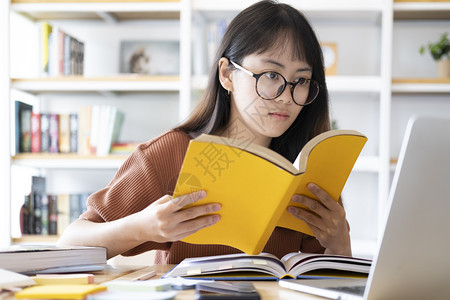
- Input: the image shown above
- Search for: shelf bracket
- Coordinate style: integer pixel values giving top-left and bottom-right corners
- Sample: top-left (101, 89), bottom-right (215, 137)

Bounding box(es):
top-left (96, 11), bottom-right (118, 24)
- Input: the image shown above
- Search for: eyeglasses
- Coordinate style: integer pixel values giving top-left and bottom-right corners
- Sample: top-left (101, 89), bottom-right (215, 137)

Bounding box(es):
top-left (230, 60), bottom-right (319, 106)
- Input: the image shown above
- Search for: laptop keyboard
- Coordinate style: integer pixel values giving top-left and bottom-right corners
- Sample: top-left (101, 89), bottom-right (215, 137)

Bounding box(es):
top-left (329, 285), bottom-right (366, 296)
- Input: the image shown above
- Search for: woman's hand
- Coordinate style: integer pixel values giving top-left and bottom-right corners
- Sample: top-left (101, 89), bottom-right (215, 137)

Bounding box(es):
top-left (287, 183), bottom-right (351, 256)
top-left (135, 190), bottom-right (221, 243)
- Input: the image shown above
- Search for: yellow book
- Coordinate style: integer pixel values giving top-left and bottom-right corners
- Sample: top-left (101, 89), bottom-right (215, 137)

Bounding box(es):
top-left (174, 129), bottom-right (367, 255)
top-left (32, 274), bottom-right (95, 285)
top-left (15, 284), bottom-right (106, 299)
top-left (40, 22), bottom-right (52, 76)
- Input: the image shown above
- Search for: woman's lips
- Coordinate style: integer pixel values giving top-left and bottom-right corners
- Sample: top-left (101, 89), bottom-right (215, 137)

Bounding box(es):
top-left (268, 112), bottom-right (290, 121)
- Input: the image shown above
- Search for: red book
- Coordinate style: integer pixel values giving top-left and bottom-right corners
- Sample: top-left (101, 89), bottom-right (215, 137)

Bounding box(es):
top-left (31, 112), bottom-right (41, 153)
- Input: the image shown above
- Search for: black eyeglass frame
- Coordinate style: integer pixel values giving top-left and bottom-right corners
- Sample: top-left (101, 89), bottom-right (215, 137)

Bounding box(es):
top-left (229, 60), bottom-right (320, 106)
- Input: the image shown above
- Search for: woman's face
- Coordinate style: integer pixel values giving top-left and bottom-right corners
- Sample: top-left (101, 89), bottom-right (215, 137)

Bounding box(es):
top-left (227, 47), bottom-right (312, 146)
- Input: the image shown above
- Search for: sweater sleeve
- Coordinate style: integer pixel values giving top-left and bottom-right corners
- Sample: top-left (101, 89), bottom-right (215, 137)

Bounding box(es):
top-left (79, 130), bottom-right (192, 253)
top-left (80, 143), bottom-right (163, 221)
top-left (79, 142), bottom-right (171, 252)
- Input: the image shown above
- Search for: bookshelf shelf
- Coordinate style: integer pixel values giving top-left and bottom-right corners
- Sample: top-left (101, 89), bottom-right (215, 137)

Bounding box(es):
top-left (193, 0), bottom-right (383, 24)
top-left (12, 153), bottom-right (128, 169)
top-left (193, 0), bottom-right (383, 12)
top-left (12, 234), bottom-right (60, 244)
top-left (11, 76), bottom-right (180, 93)
top-left (392, 78), bottom-right (450, 93)
top-left (11, 0), bottom-right (181, 21)
top-left (393, 1), bottom-right (450, 20)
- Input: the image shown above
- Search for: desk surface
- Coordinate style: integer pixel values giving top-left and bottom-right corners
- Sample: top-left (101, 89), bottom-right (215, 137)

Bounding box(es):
top-left (103, 264), bottom-right (323, 299)
top-left (5, 264), bottom-right (323, 299)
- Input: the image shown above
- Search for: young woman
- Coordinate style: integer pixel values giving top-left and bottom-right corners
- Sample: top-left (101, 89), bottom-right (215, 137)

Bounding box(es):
top-left (58, 0), bottom-right (352, 264)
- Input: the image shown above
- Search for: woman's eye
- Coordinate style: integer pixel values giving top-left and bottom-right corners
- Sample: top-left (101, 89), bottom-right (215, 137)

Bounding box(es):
top-left (264, 72), bottom-right (280, 80)
top-left (296, 78), bottom-right (308, 85)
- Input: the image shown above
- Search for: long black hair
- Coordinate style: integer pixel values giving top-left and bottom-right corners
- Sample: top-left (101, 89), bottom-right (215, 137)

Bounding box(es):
top-left (176, 0), bottom-right (330, 162)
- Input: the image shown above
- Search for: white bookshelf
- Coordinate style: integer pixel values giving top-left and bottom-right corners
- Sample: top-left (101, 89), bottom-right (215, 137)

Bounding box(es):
top-left (392, 78), bottom-right (450, 93)
top-left (11, 1), bottom-right (182, 21)
top-left (11, 76), bottom-right (181, 93)
top-left (0, 0), bottom-right (12, 248)
top-left (12, 153), bottom-right (127, 169)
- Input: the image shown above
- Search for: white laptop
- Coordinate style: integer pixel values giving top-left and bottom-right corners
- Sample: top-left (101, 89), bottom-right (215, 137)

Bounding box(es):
top-left (279, 115), bottom-right (450, 300)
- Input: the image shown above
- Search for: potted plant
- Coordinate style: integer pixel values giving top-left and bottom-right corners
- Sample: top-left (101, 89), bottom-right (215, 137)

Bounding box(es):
top-left (420, 32), bottom-right (450, 78)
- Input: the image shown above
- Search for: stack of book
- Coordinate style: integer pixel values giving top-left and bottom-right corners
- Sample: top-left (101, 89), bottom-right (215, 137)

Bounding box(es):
top-left (14, 101), bottom-right (125, 156)
top-left (40, 22), bottom-right (84, 77)
top-left (21, 176), bottom-right (91, 236)
top-left (0, 245), bottom-right (107, 274)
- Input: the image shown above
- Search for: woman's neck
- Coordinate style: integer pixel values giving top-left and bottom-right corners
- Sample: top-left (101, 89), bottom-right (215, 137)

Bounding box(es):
top-left (216, 124), bottom-right (272, 148)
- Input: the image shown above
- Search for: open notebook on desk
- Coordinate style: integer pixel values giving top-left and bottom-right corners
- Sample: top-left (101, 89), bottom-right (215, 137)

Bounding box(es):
top-left (279, 115), bottom-right (450, 299)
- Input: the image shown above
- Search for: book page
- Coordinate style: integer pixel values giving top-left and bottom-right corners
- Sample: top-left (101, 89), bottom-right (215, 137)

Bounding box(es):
top-left (164, 253), bottom-right (287, 278)
top-left (194, 134), bottom-right (299, 174)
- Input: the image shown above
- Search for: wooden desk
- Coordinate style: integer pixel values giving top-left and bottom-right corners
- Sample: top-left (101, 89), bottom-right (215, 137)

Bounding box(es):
top-left (4, 264), bottom-right (323, 299)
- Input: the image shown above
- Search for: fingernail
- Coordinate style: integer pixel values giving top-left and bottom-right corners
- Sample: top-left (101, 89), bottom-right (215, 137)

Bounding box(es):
top-left (198, 190), bottom-right (207, 198)
top-left (287, 207), bottom-right (295, 214)
top-left (212, 204), bottom-right (221, 211)
top-left (292, 195), bottom-right (300, 202)
top-left (307, 183), bottom-right (316, 190)
top-left (213, 215), bottom-right (220, 223)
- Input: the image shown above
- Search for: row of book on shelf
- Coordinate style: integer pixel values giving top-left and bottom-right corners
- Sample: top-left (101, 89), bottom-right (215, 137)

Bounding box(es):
top-left (40, 22), bottom-right (84, 77)
top-left (15, 100), bottom-right (126, 156)
top-left (20, 176), bottom-right (91, 237)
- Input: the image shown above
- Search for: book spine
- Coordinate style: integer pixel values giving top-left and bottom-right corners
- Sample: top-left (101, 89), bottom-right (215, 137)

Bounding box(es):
top-left (69, 113), bottom-right (78, 153)
top-left (15, 101), bottom-right (33, 154)
top-left (40, 195), bottom-right (49, 235)
top-left (48, 31), bottom-right (54, 77)
top-left (22, 195), bottom-right (30, 234)
top-left (57, 194), bottom-right (70, 236)
top-left (26, 193), bottom-right (35, 234)
top-left (48, 194), bottom-right (58, 235)
top-left (108, 110), bottom-right (125, 154)
top-left (96, 105), bottom-right (112, 156)
top-left (79, 193), bottom-right (89, 215)
top-left (14, 101), bottom-right (21, 154)
top-left (40, 22), bottom-right (52, 76)
top-left (69, 194), bottom-right (81, 223)
top-left (70, 37), bottom-right (76, 75)
top-left (79, 41), bottom-right (85, 75)
top-left (33, 192), bottom-right (42, 234)
top-left (31, 176), bottom-right (46, 235)
top-left (58, 29), bottom-right (64, 76)
top-left (59, 114), bottom-right (70, 153)
top-left (40, 113), bottom-right (50, 153)
top-left (49, 113), bottom-right (60, 153)
top-left (31, 112), bottom-right (41, 153)
top-left (78, 106), bottom-right (91, 155)
top-left (20, 109), bottom-right (32, 153)
top-left (89, 105), bottom-right (100, 155)
top-left (64, 34), bottom-right (71, 76)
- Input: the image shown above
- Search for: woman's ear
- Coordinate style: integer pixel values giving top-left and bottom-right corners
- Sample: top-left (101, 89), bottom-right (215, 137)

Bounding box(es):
top-left (218, 57), bottom-right (234, 93)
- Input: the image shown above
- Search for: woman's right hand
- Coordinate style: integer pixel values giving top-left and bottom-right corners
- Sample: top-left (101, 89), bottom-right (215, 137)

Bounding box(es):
top-left (135, 190), bottom-right (221, 243)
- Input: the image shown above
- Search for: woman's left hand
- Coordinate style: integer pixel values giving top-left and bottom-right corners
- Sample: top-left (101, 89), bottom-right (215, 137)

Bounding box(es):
top-left (287, 183), bottom-right (352, 256)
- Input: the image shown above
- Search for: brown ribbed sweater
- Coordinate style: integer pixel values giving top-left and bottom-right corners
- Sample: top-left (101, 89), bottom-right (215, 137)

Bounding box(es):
top-left (80, 130), bottom-right (325, 264)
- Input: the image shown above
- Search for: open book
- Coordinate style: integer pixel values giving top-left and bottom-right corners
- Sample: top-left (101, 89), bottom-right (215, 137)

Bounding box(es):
top-left (163, 253), bottom-right (372, 280)
top-left (174, 129), bottom-right (367, 255)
